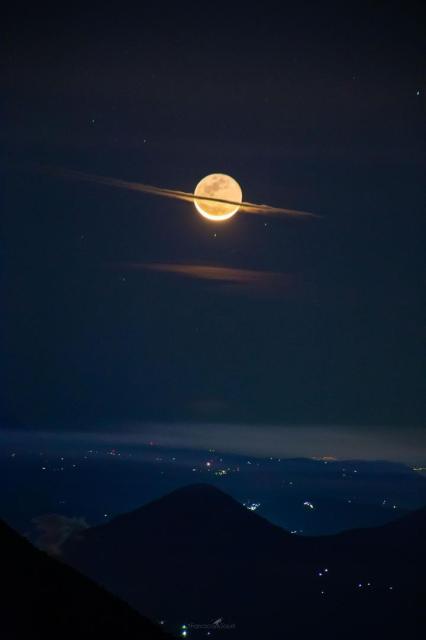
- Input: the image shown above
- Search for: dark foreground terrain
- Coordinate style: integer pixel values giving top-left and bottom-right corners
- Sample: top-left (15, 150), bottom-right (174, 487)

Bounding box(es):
top-left (0, 519), bottom-right (172, 639)
top-left (63, 483), bottom-right (426, 639)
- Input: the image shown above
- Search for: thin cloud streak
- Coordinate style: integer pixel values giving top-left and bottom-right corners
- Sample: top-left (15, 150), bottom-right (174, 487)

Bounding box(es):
top-left (115, 262), bottom-right (298, 294)
top-left (41, 166), bottom-right (318, 219)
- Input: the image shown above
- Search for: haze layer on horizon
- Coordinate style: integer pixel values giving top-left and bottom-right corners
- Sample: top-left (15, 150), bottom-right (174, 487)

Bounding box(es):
top-left (1, 423), bottom-right (425, 465)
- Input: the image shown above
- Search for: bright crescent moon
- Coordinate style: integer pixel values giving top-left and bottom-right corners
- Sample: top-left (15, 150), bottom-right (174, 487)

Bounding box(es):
top-left (194, 174), bottom-right (243, 221)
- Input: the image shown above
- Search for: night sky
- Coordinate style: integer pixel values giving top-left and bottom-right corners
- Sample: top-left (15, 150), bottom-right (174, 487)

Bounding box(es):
top-left (2, 4), bottom-right (425, 458)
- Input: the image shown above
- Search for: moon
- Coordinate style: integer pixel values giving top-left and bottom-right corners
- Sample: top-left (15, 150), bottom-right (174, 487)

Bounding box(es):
top-left (194, 174), bottom-right (243, 221)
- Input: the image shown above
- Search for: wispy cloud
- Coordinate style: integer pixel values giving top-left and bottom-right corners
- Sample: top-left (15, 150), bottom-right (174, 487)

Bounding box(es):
top-left (117, 262), bottom-right (298, 295)
top-left (40, 166), bottom-right (318, 219)
top-left (32, 514), bottom-right (89, 556)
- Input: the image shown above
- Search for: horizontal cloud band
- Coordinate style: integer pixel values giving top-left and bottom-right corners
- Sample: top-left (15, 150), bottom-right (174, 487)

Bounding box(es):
top-left (41, 166), bottom-right (318, 219)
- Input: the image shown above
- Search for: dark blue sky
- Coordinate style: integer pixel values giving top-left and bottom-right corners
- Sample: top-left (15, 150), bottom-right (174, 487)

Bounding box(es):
top-left (2, 3), bottom-right (425, 436)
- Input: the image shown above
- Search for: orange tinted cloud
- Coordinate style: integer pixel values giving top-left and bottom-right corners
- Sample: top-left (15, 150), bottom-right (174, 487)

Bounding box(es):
top-left (121, 262), bottom-right (298, 295)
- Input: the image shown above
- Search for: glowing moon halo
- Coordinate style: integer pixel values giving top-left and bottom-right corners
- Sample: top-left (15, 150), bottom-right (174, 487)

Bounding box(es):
top-left (194, 174), bottom-right (242, 221)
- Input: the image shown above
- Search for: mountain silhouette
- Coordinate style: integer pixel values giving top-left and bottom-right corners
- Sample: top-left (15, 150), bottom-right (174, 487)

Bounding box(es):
top-left (0, 519), bottom-right (172, 639)
top-left (63, 483), bottom-right (425, 639)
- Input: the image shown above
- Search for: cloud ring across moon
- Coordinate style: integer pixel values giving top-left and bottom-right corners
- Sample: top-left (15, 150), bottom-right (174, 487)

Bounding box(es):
top-left (42, 166), bottom-right (319, 219)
